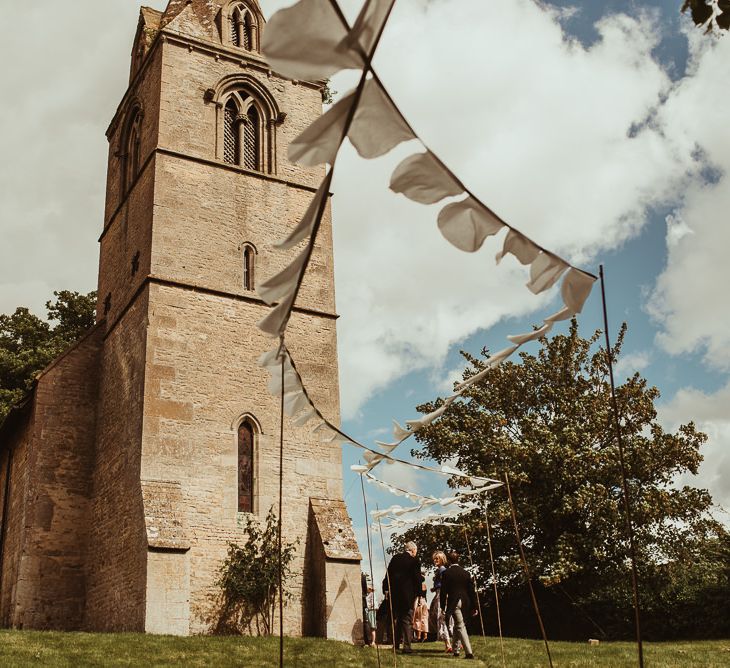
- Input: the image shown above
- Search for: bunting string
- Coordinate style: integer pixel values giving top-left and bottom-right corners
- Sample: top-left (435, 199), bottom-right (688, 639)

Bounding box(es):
top-left (257, 0), bottom-right (599, 479)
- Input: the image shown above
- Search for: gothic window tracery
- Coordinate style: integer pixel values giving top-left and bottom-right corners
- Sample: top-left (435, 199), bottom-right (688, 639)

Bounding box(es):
top-left (221, 91), bottom-right (264, 172)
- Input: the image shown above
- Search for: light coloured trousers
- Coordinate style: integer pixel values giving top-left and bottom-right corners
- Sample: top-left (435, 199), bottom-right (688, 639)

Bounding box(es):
top-left (451, 601), bottom-right (473, 656)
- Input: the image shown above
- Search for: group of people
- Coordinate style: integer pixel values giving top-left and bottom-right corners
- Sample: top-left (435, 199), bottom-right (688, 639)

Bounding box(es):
top-left (363, 541), bottom-right (478, 659)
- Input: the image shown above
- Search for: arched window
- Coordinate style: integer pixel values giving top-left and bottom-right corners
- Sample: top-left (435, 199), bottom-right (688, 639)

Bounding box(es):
top-left (242, 244), bottom-right (255, 291)
top-left (122, 106), bottom-right (143, 194)
top-left (238, 420), bottom-right (255, 513)
top-left (226, 2), bottom-right (259, 51)
top-left (212, 75), bottom-right (281, 174)
top-left (221, 91), bottom-right (262, 171)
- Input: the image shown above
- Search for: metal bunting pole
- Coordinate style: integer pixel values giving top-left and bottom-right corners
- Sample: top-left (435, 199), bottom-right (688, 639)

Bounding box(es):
top-left (504, 473), bottom-right (553, 668)
top-left (360, 472), bottom-right (382, 667)
top-left (599, 264), bottom-right (644, 668)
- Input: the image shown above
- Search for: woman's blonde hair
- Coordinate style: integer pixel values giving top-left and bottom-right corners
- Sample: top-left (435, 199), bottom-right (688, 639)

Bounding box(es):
top-left (432, 551), bottom-right (447, 567)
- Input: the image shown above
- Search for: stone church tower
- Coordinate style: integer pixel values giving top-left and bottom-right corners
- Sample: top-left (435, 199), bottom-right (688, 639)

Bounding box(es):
top-left (0, 0), bottom-right (362, 641)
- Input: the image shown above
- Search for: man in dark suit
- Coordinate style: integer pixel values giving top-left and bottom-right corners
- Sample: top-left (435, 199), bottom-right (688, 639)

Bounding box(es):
top-left (383, 540), bottom-right (422, 654)
top-left (440, 550), bottom-right (477, 659)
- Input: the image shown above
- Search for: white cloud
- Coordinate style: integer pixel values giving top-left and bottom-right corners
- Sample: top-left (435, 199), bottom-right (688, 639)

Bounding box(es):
top-left (647, 32), bottom-right (730, 371)
top-left (0, 1), bottom-right (169, 317)
top-left (614, 350), bottom-right (651, 379)
top-left (331, 1), bottom-right (711, 417)
top-left (659, 382), bottom-right (730, 512)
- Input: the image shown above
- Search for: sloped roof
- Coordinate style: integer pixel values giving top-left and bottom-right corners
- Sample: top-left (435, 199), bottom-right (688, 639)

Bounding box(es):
top-left (160, 0), bottom-right (220, 40)
top-left (140, 6), bottom-right (163, 30)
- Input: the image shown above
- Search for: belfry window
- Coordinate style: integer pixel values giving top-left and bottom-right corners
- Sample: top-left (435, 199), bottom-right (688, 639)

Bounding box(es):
top-left (228, 3), bottom-right (258, 51)
top-left (213, 77), bottom-right (280, 174)
top-left (238, 420), bottom-right (255, 513)
top-left (222, 92), bottom-right (262, 171)
top-left (243, 245), bottom-right (255, 291)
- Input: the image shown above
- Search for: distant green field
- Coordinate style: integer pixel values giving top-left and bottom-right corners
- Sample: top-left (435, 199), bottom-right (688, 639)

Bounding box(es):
top-left (1, 631), bottom-right (729, 667)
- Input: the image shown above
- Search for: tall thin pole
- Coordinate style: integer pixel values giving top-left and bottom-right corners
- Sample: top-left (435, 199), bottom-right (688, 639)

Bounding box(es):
top-left (599, 264), bottom-right (644, 668)
top-left (360, 474), bottom-right (382, 668)
top-left (484, 499), bottom-right (506, 668)
top-left (505, 473), bottom-right (553, 668)
top-left (462, 524), bottom-right (487, 654)
top-left (278, 345), bottom-right (285, 667)
top-left (376, 509), bottom-right (398, 668)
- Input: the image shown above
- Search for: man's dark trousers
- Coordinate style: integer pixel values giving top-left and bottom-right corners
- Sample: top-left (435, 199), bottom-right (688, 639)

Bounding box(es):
top-left (394, 606), bottom-right (413, 651)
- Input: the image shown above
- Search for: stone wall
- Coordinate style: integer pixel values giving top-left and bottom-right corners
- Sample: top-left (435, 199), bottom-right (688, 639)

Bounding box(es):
top-left (84, 294), bottom-right (150, 631)
top-left (0, 326), bottom-right (103, 629)
top-left (0, 419), bottom-right (31, 627)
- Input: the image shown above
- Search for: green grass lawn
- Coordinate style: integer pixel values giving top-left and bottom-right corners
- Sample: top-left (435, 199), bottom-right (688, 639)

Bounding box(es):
top-left (1, 631), bottom-right (729, 667)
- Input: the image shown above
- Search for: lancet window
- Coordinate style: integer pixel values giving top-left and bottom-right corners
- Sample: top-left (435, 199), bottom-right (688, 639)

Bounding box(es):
top-left (242, 244), bottom-right (256, 291)
top-left (121, 106), bottom-right (143, 194)
top-left (238, 419), bottom-right (255, 513)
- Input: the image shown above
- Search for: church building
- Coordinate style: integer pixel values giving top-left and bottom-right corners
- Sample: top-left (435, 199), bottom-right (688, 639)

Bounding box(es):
top-left (0, 0), bottom-right (362, 641)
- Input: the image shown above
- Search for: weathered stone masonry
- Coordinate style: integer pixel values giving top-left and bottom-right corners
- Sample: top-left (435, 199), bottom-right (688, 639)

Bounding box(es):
top-left (0, 0), bottom-right (362, 641)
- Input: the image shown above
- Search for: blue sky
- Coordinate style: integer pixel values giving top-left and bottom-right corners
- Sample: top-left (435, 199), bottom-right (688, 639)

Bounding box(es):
top-left (1, 0), bottom-right (728, 584)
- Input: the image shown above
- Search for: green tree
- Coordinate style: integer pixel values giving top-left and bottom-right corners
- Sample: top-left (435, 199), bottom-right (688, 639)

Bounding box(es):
top-left (0, 290), bottom-right (96, 421)
top-left (214, 508), bottom-right (298, 636)
top-left (396, 321), bottom-right (724, 638)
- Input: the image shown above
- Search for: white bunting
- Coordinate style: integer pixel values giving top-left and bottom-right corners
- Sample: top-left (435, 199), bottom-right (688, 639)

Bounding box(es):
top-left (390, 151), bottom-right (464, 204)
top-left (527, 252), bottom-right (569, 294)
top-left (257, 247), bottom-right (309, 307)
top-left (507, 322), bottom-right (554, 345)
top-left (374, 441), bottom-right (401, 454)
top-left (342, 0), bottom-right (396, 57)
top-left (275, 179), bottom-right (329, 250)
top-left (455, 345), bottom-right (519, 391)
top-left (496, 229), bottom-right (540, 266)
top-left (544, 306), bottom-right (573, 323)
top-left (437, 197), bottom-right (504, 252)
top-left (289, 89), bottom-right (356, 166)
top-left (348, 78), bottom-right (415, 159)
top-left (262, 0), bottom-right (363, 82)
top-left (257, 291), bottom-right (296, 338)
top-left (392, 420), bottom-right (411, 441)
top-left (562, 268), bottom-right (596, 314)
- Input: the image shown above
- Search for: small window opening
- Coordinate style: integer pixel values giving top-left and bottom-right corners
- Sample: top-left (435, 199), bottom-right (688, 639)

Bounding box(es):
top-left (243, 246), bottom-right (255, 291)
top-left (238, 421), bottom-right (254, 513)
top-left (104, 293), bottom-right (112, 315)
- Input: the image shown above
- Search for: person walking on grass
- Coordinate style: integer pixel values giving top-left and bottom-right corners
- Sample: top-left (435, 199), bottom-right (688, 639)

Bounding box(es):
top-left (383, 540), bottom-right (422, 654)
top-left (440, 550), bottom-right (478, 660)
top-left (431, 550), bottom-right (453, 654)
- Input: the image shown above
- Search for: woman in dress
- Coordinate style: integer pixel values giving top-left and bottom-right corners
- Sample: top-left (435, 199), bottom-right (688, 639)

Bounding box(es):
top-left (430, 551), bottom-right (453, 653)
top-left (412, 569), bottom-right (429, 641)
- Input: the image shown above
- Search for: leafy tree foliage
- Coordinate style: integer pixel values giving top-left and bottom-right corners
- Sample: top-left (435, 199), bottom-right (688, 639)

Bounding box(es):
top-left (396, 321), bottom-right (726, 639)
top-left (0, 290), bottom-right (96, 422)
top-left (682, 0), bottom-right (730, 31)
top-left (214, 508), bottom-right (298, 636)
